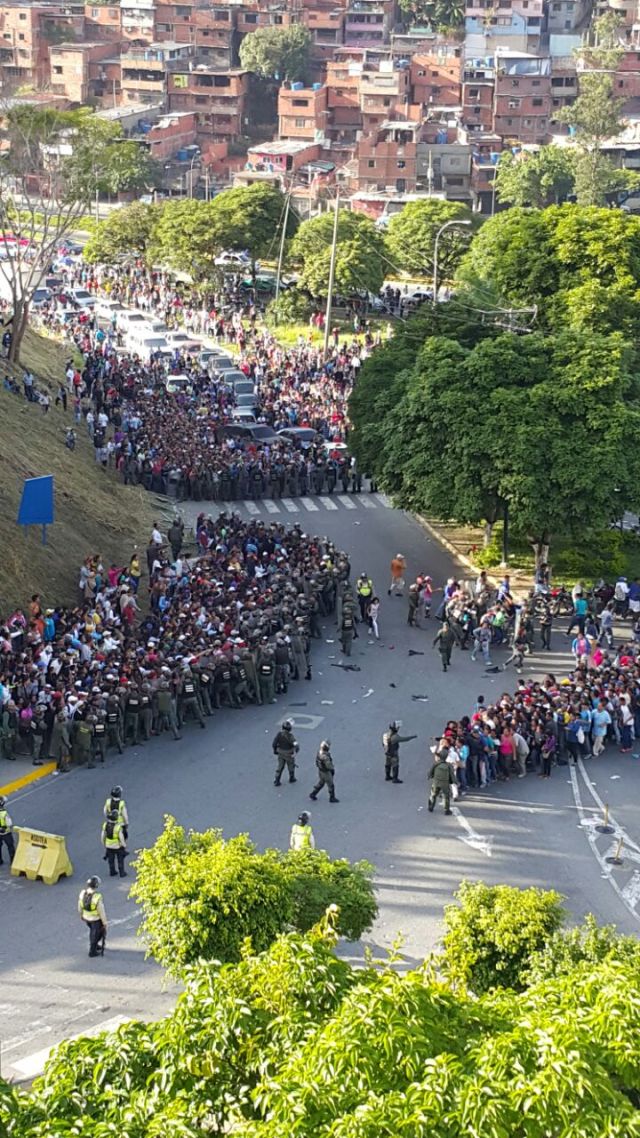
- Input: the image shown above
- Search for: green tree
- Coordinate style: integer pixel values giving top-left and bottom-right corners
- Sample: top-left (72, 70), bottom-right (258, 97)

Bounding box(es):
top-left (96, 140), bottom-right (161, 195)
top-left (131, 817), bottom-right (377, 977)
top-left (386, 199), bottom-right (475, 282)
top-left (525, 913), bottom-right (640, 986)
top-left (83, 200), bottom-right (161, 263)
top-left (398, 0), bottom-right (464, 28)
top-left (210, 182), bottom-right (297, 268)
top-left (0, 105), bottom-right (141, 362)
top-left (147, 198), bottom-right (222, 280)
top-left (495, 145), bottom-right (575, 207)
top-left (5, 906), bottom-right (640, 1137)
top-left (441, 881), bottom-right (566, 993)
top-left (239, 24), bottom-right (311, 81)
top-left (290, 208), bottom-right (386, 298)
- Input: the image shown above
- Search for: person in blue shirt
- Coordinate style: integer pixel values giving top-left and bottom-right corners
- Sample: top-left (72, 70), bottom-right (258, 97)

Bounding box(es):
top-left (566, 593), bottom-right (588, 637)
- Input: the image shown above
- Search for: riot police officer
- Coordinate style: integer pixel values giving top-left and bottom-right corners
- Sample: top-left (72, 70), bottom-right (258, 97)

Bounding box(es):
top-left (258, 650), bottom-right (276, 705)
top-left (101, 809), bottom-right (128, 877)
top-left (104, 785), bottom-right (129, 841)
top-left (179, 667), bottom-right (206, 728)
top-left (139, 683), bottom-right (154, 741)
top-left (105, 693), bottom-right (124, 754)
top-left (310, 740), bottom-right (339, 802)
top-left (123, 683), bottom-right (141, 746)
top-left (91, 710), bottom-right (108, 765)
top-left (382, 721), bottom-right (417, 784)
top-left (272, 720), bottom-right (299, 786)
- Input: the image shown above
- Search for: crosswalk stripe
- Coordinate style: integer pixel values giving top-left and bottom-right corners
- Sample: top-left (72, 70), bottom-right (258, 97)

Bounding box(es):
top-left (281, 498), bottom-right (299, 513)
top-left (264, 499), bottom-right (280, 514)
top-left (245, 501), bottom-right (260, 516)
top-left (318, 496), bottom-right (338, 511)
top-left (222, 502), bottom-right (234, 513)
top-left (301, 497), bottom-right (319, 512)
top-left (375, 493), bottom-right (392, 508)
top-left (337, 495), bottom-right (357, 510)
top-left (360, 497), bottom-right (376, 509)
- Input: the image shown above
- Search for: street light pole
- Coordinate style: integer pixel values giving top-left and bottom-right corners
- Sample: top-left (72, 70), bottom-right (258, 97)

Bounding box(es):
top-left (432, 219), bottom-right (472, 306)
top-left (274, 184), bottom-right (292, 319)
top-left (188, 151), bottom-right (199, 199)
top-left (323, 186), bottom-right (340, 357)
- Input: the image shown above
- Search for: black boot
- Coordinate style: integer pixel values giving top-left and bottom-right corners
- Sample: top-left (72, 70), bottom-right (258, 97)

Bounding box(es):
top-left (385, 769), bottom-right (392, 781)
top-left (392, 777), bottom-right (403, 784)
top-left (289, 775), bottom-right (297, 783)
top-left (309, 792), bottom-right (318, 800)
top-left (329, 795), bottom-right (340, 803)
top-left (274, 778), bottom-right (281, 787)
top-left (428, 798), bottom-right (434, 812)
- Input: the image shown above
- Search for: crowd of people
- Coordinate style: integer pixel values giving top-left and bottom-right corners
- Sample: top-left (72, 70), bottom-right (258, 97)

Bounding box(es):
top-left (0, 515), bottom-right (351, 771)
top-left (22, 260), bottom-right (385, 501)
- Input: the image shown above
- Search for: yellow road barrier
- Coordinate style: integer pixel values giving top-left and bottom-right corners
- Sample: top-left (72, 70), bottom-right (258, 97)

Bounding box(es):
top-left (11, 826), bottom-right (73, 884)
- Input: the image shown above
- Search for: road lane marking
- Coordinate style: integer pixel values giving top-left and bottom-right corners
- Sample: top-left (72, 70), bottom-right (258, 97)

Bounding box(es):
top-left (245, 501), bottom-right (260, 516)
top-left (281, 498), bottom-right (299, 512)
top-left (451, 805), bottom-right (493, 857)
top-left (569, 763), bottom-right (640, 925)
top-left (264, 499), bottom-right (280, 513)
top-left (359, 497), bottom-right (376, 508)
top-left (337, 495), bottom-right (356, 510)
top-left (375, 493), bottom-right (392, 507)
top-left (301, 498), bottom-right (319, 511)
top-left (577, 758), bottom-right (640, 852)
top-left (319, 496), bottom-right (338, 510)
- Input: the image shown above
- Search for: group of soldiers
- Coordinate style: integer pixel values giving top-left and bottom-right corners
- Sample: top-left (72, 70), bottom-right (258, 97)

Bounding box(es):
top-left (271, 721), bottom-right (339, 801)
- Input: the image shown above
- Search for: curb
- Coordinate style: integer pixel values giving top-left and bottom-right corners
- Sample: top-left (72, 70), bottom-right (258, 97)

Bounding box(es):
top-left (416, 514), bottom-right (496, 584)
top-left (0, 761), bottom-right (56, 797)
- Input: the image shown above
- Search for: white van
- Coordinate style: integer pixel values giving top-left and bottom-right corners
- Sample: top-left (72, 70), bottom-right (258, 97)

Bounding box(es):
top-left (143, 318), bottom-right (169, 336)
top-left (126, 328), bottom-right (170, 361)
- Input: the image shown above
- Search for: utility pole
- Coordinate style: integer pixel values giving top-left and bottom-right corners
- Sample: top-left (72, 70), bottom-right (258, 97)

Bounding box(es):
top-left (274, 184), bottom-right (292, 319)
top-left (323, 186), bottom-right (340, 357)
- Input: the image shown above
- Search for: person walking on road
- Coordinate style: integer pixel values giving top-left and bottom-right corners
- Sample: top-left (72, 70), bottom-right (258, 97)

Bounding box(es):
top-left (382, 722), bottom-right (417, 783)
top-left (104, 786), bottom-right (129, 841)
top-left (101, 809), bottom-right (128, 878)
top-left (388, 554), bottom-right (406, 597)
top-left (433, 621), bottom-right (455, 672)
top-left (0, 795), bottom-right (15, 865)
top-left (272, 720), bottom-right (299, 786)
top-left (78, 875), bottom-right (107, 957)
top-left (310, 740), bottom-right (339, 802)
top-left (428, 752), bottom-right (455, 814)
top-left (290, 811), bottom-right (315, 850)
top-left (356, 572), bottom-right (374, 622)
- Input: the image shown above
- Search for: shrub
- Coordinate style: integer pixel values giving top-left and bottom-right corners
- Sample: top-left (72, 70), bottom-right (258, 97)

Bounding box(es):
top-left (441, 880), bottom-right (565, 993)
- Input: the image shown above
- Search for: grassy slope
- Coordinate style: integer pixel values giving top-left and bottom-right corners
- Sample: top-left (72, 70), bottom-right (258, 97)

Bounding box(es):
top-left (0, 328), bottom-right (156, 611)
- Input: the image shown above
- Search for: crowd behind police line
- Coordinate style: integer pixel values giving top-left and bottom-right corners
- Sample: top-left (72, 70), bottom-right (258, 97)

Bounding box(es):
top-left (26, 262), bottom-right (383, 501)
top-left (0, 514), bottom-right (353, 772)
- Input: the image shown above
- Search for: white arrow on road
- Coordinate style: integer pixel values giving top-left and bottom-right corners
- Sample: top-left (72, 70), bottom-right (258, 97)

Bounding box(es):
top-left (451, 806), bottom-right (493, 857)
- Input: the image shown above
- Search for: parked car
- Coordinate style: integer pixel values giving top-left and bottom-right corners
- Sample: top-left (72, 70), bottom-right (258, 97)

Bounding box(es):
top-left (199, 348), bottom-right (234, 370)
top-left (214, 251), bottom-right (255, 269)
top-left (217, 422), bottom-right (279, 444)
top-left (164, 374), bottom-right (192, 394)
top-left (232, 379), bottom-right (256, 397)
top-left (235, 392), bottom-right (258, 411)
top-left (164, 330), bottom-right (202, 352)
top-left (96, 298), bottom-right (125, 322)
top-left (31, 286), bottom-right (53, 308)
top-left (116, 309), bottom-right (148, 332)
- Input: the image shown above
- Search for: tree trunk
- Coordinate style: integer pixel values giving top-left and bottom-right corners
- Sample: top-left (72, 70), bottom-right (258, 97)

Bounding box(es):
top-left (8, 298), bottom-right (28, 366)
top-left (483, 520), bottom-right (494, 547)
top-left (530, 536), bottom-right (550, 571)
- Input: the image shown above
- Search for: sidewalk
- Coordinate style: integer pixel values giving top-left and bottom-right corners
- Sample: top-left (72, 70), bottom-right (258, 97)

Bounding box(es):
top-left (418, 515), bottom-right (534, 600)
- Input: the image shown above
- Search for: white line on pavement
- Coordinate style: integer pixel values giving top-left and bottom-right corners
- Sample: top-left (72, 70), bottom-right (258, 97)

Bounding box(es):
top-left (569, 763), bottom-right (640, 925)
top-left (360, 497), bottom-right (376, 509)
top-left (10, 1015), bottom-right (130, 1080)
top-left (281, 498), bottom-right (299, 512)
top-left (375, 493), bottom-right (392, 508)
top-left (300, 498), bottom-right (319, 512)
top-left (337, 495), bottom-right (357, 510)
top-left (318, 496), bottom-right (338, 511)
top-left (577, 759), bottom-right (640, 852)
top-left (451, 806), bottom-right (493, 857)
top-left (264, 499), bottom-right (280, 513)
top-left (245, 501), bottom-right (260, 516)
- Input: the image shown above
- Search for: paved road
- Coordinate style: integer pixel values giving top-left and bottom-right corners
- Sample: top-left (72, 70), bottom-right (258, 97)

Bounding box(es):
top-left (2, 502), bottom-right (639, 1081)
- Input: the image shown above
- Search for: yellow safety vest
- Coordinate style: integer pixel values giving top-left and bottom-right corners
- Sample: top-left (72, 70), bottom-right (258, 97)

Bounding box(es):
top-left (0, 809), bottom-right (11, 833)
top-left (104, 797), bottom-right (126, 821)
top-left (80, 890), bottom-right (102, 920)
top-left (357, 579), bottom-right (372, 597)
top-left (290, 823), bottom-right (313, 850)
top-left (102, 820), bottom-right (123, 849)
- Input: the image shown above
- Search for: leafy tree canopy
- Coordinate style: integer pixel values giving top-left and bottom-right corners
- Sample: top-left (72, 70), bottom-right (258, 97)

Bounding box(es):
top-left (209, 182), bottom-right (297, 264)
top-left (131, 816), bottom-right (377, 976)
top-left (350, 325), bottom-right (640, 553)
top-left (4, 896), bottom-right (640, 1138)
top-left (398, 0), bottom-right (464, 29)
top-left (290, 208), bottom-right (386, 298)
top-left (96, 140), bottom-right (161, 195)
top-left (147, 198), bottom-right (222, 280)
top-left (495, 145), bottom-right (575, 208)
top-left (385, 198), bottom-right (475, 281)
top-left (83, 200), bottom-right (161, 263)
top-left (239, 24), bottom-right (312, 81)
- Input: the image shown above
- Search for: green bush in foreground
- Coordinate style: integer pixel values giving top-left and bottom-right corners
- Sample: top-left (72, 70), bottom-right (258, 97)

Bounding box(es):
top-left (130, 816), bottom-right (376, 976)
top-left (3, 903), bottom-right (640, 1137)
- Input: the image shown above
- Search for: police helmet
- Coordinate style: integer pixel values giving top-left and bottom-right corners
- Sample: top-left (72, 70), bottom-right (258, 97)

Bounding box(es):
top-left (389, 721), bottom-right (398, 732)
top-left (299, 811), bottom-right (310, 824)
top-left (87, 875), bottom-right (101, 888)
top-left (108, 809), bottom-right (119, 821)
top-left (320, 739), bottom-right (330, 750)
top-left (282, 719), bottom-right (292, 730)
top-left (0, 795), bottom-right (5, 807)
top-left (111, 786), bottom-right (122, 799)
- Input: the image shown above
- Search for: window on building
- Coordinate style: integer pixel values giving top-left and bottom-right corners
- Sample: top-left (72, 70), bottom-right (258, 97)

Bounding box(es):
top-left (618, 79), bottom-right (625, 87)
top-left (53, 64), bottom-right (63, 74)
top-left (19, 11), bottom-right (26, 17)
top-left (553, 2), bottom-right (561, 8)
top-left (473, 106), bottom-right (481, 114)
top-left (292, 98), bottom-right (309, 106)
top-left (196, 95), bottom-right (207, 103)
top-left (397, 159), bottom-right (405, 168)
top-left (468, 87), bottom-right (479, 97)
top-left (511, 78), bottom-right (519, 86)
top-left (532, 78), bottom-right (540, 86)
top-left (244, 12), bottom-right (257, 22)
top-left (294, 117), bottom-right (308, 127)
top-left (383, 96), bottom-right (391, 106)
top-left (524, 117), bottom-right (532, 126)
top-left (447, 176), bottom-right (463, 185)
top-left (532, 97), bottom-right (543, 105)
top-left (368, 159), bottom-right (375, 167)
top-left (18, 33), bottom-right (25, 40)
top-left (274, 13), bottom-right (283, 22)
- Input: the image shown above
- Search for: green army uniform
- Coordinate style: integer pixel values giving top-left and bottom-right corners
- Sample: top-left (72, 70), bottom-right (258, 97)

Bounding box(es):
top-left (179, 673), bottom-right (206, 728)
top-left (272, 726), bottom-right (299, 786)
top-left (428, 757), bottom-right (455, 814)
top-left (73, 717), bottom-right (93, 767)
top-left (123, 688), bottom-right (141, 746)
top-left (241, 650), bottom-right (261, 704)
top-left (231, 661), bottom-right (250, 706)
top-left (139, 688), bottom-right (154, 741)
top-left (310, 745), bottom-right (339, 802)
top-left (197, 668), bottom-right (214, 716)
top-left (91, 714), bottom-right (108, 765)
top-left (0, 707), bottom-right (17, 761)
top-left (105, 697), bottom-right (124, 754)
top-left (383, 727), bottom-right (417, 783)
top-left (156, 683), bottom-right (181, 739)
top-left (340, 611), bottom-right (355, 656)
